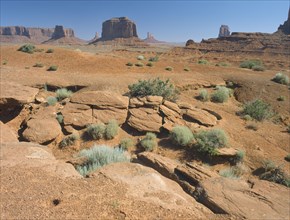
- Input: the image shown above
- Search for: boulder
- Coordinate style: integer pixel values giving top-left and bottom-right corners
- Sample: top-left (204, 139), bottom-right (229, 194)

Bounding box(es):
top-left (0, 121), bottom-right (18, 143)
top-left (71, 91), bottom-right (129, 109)
top-left (217, 147), bottom-right (239, 157)
top-left (0, 81), bottom-right (39, 107)
top-left (183, 108), bottom-right (218, 127)
top-left (218, 25), bottom-right (230, 38)
top-left (93, 108), bottom-right (127, 125)
top-left (22, 118), bottom-right (61, 144)
top-left (127, 107), bottom-right (162, 132)
top-left (61, 102), bottom-right (94, 128)
top-left (0, 142), bottom-right (80, 178)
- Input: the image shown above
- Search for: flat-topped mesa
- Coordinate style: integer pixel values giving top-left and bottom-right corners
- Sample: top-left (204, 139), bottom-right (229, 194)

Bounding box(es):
top-left (52, 25), bottom-right (75, 39)
top-left (100, 17), bottom-right (138, 40)
top-left (276, 8), bottom-right (290, 35)
top-left (218, 25), bottom-right (230, 38)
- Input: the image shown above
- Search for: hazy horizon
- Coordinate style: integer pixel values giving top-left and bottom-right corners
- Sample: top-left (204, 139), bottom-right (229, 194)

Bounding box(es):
top-left (1, 1), bottom-right (289, 42)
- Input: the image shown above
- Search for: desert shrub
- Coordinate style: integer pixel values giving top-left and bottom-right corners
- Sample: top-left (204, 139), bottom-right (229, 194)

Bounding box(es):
top-left (59, 134), bottom-right (79, 148)
top-left (76, 145), bottom-right (130, 176)
top-left (2, 60), bottom-right (7, 65)
top-left (165, 66), bottom-right (173, 71)
top-left (135, 62), bottom-right (144, 67)
top-left (33, 63), bottom-right (44, 68)
top-left (126, 62), bottom-right (133, 66)
top-left (242, 114), bottom-right (252, 121)
top-left (211, 87), bottom-right (230, 103)
top-left (242, 99), bottom-right (273, 121)
top-left (285, 154), bottom-right (290, 162)
top-left (170, 126), bottom-right (194, 147)
top-left (56, 113), bottom-right (63, 124)
top-left (86, 123), bottom-right (106, 140)
top-left (272, 73), bottom-right (289, 85)
top-left (198, 59), bottom-right (208, 64)
top-left (46, 96), bottom-right (58, 106)
top-left (25, 66), bottom-right (30, 69)
top-left (128, 78), bottom-right (178, 101)
top-left (219, 163), bottom-right (247, 179)
top-left (260, 160), bottom-right (290, 187)
top-left (140, 132), bottom-right (157, 152)
top-left (148, 56), bottom-right (159, 62)
top-left (239, 60), bottom-right (262, 69)
top-left (216, 62), bottom-right (229, 67)
top-left (146, 62), bottom-right (153, 67)
top-left (198, 89), bottom-right (209, 102)
top-left (194, 129), bottom-right (228, 156)
top-left (105, 120), bottom-right (119, 140)
top-left (47, 65), bottom-right (58, 71)
top-left (34, 48), bottom-right (44, 52)
top-left (287, 125), bottom-right (290, 133)
top-left (46, 48), bottom-right (54, 53)
top-left (56, 88), bottom-right (73, 101)
top-left (18, 44), bottom-right (35, 54)
top-left (235, 150), bottom-right (245, 162)
top-left (183, 67), bottom-right (190, 72)
top-left (245, 123), bottom-right (258, 131)
top-left (277, 96), bottom-right (285, 101)
top-left (119, 138), bottom-right (133, 150)
top-left (137, 55), bottom-right (145, 60)
top-left (252, 65), bottom-right (265, 71)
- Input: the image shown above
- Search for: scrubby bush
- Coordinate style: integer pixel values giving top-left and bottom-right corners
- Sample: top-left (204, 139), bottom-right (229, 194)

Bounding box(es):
top-left (18, 44), bottom-right (35, 54)
top-left (242, 114), bottom-right (252, 121)
top-left (47, 65), bottom-right (58, 71)
top-left (216, 62), bottom-right (229, 67)
top-left (198, 59), bottom-right (208, 64)
top-left (128, 78), bottom-right (178, 101)
top-left (194, 129), bottom-right (228, 156)
top-left (126, 62), bottom-right (133, 66)
top-left (184, 67), bottom-right (190, 72)
top-left (46, 96), bottom-right (58, 106)
top-left (165, 66), bottom-right (173, 71)
top-left (146, 62), bottom-right (153, 67)
top-left (105, 120), bottom-right (119, 140)
top-left (260, 160), bottom-right (290, 187)
top-left (140, 132), bottom-right (157, 152)
top-left (56, 113), bottom-right (63, 124)
top-left (86, 124), bottom-right (106, 140)
top-left (219, 163), bottom-right (247, 179)
top-left (46, 48), bottom-right (54, 53)
top-left (285, 154), bottom-right (290, 162)
top-left (119, 138), bottom-right (133, 150)
top-left (2, 60), bottom-right (7, 65)
top-left (198, 89), bottom-right (209, 102)
top-left (135, 62), bottom-right (144, 67)
top-left (252, 65), bottom-right (265, 71)
top-left (235, 150), bottom-right (245, 162)
top-left (76, 145), bottom-right (130, 176)
top-left (56, 88), bottom-right (73, 101)
top-left (242, 99), bottom-right (273, 121)
top-left (148, 56), bottom-right (159, 62)
top-left (245, 123), bottom-right (258, 131)
top-left (33, 63), bottom-right (44, 68)
top-left (170, 126), bottom-right (194, 147)
top-left (239, 60), bottom-right (262, 69)
top-left (211, 87), bottom-right (230, 103)
top-left (137, 55), bottom-right (145, 60)
top-left (277, 96), bottom-right (285, 101)
top-left (59, 134), bottom-right (79, 148)
top-left (272, 73), bottom-right (289, 85)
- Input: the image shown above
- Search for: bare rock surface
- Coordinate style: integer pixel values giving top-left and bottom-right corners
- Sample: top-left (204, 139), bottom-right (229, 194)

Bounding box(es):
top-left (0, 121), bottom-right (18, 143)
top-left (183, 108), bottom-right (218, 127)
top-left (129, 96), bottom-right (163, 108)
top-left (218, 25), bottom-right (230, 38)
top-left (93, 108), bottom-right (128, 125)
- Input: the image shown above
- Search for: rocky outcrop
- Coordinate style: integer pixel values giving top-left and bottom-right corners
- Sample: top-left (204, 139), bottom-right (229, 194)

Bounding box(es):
top-left (0, 121), bottom-right (18, 143)
top-left (277, 8), bottom-right (290, 35)
top-left (51, 25), bottom-right (74, 39)
top-left (185, 39), bottom-right (195, 47)
top-left (100, 17), bottom-right (138, 40)
top-left (143, 32), bottom-right (165, 43)
top-left (183, 108), bottom-right (218, 127)
top-left (218, 25), bottom-right (230, 38)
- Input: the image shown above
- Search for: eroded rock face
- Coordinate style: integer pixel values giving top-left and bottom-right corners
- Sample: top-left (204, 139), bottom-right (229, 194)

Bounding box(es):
top-left (183, 108), bottom-right (218, 127)
top-left (0, 121), bottom-right (18, 143)
top-left (101, 17), bottom-right (138, 40)
top-left (52, 25), bottom-right (75, 39)
top-left (277, 8), bottom-right (290, 35)
top-left (218, 25), bottom-right (230, 38)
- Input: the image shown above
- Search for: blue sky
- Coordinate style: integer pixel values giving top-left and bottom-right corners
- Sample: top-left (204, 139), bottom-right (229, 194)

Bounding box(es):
top-left (1, 1), bottom-right (289, 42)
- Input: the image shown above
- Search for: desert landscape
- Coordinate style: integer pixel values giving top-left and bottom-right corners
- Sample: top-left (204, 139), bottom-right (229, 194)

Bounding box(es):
top-left (0, 4), bottom-right (289, 220)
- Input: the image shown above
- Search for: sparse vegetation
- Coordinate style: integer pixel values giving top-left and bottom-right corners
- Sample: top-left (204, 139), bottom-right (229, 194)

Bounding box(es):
top-left (148, 56), bottom-right (159, 62)
top-left (128, 78), bottom-right (179, 101)
top-left (56, 113), bottom-right (64, 124)
top-left (272, 73), bottom-right (289, 85)
top-left (59, 134), bottom-right (79, 148)
top-left (260, 160), bottom-right (290, 187)
top-left (46, 96), bottom-right (58, 106)
top-left (252, 65), bottom-right (265, 71)
top-left (18, 44), bottom-right (35, 54)
top-left (239, 60), bottom-right (262, 70)
top-left (170, 126), bottom-right (194, 147)
top-left (198, 59), bottom-right (208, 64)
top-left (216, 62), bottom-right (229, 67)
top-left (165, 66), bottom-right (173, 71)
top-left (198, 89), bottom-right (209, 102)
top-left (242, 99), bottom-right (273, 121)
top-left (211, 86), bottom-right (230, 103)
top-left (105, 120), bottom-right (119, 140)
top-left (245, 123), bottom-right (258, 131)
top-left (76, 145), bottom-right (130, 176)
top-left (194, 129), bottom-right (228, 156)
top-left (2, 60), bottom-right (7, 65)
top-left (242, 114), bottom-right (252, 121)
top-left (219, 163), bottom-right (247, 179)
top-left (46, 48), bottom-right (54, 53)
top-left (285, 154), bottom-right (290, 162)
top-left (235, 150), bottom-right (245, 162)
top-left (146, 62), bottom-right (153, 67)
top-left (137, 55), bottom-right (145, 60)
top-left (140, 132), bottom-right (157, 152)
top-left (126, 62), bottom-right (133, 66)
top-left (56, 88), bottom-right (73, 101)
top-left (184, 67), bottom-right (190, 71)
top-left (119, 138), bottom-right (133, 150)
top-left (33, 63), bottom-right (44, 68)
top-left (135, 62), bottom-right (144, 67)
top-left (277, 96), bottom-right (285, 101)
top-left (47, 65), bottom-right (58, 71)
top-left (86, 123), bottom-right (106, 140)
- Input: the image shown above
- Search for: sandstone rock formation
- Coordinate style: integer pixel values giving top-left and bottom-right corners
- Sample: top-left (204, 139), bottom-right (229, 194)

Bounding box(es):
top-left (276, 8), bottom-right (290, 35)
top-left (0, 121), bottom-right (18, 143)
top-left (185, 39), bottom-right (195, 47)
top-left (218, 25), bottom-right (230, 38)
top-left (52, 25), bottom-right (74, 39)
top-left (143, 32), bottom-right (165, 43)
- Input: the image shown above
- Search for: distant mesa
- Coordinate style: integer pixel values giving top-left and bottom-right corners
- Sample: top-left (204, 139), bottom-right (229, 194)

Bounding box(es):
top-left (218, 25), bottom-right (230, 38)
top-left (185, 39), bottom-right (195, 47)
top-left (88, 32), bottom-right (100, 43)
top-left (276, 8), bottom-right (290, 35)
top-left (143, 32), bottom-right (165, 44)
